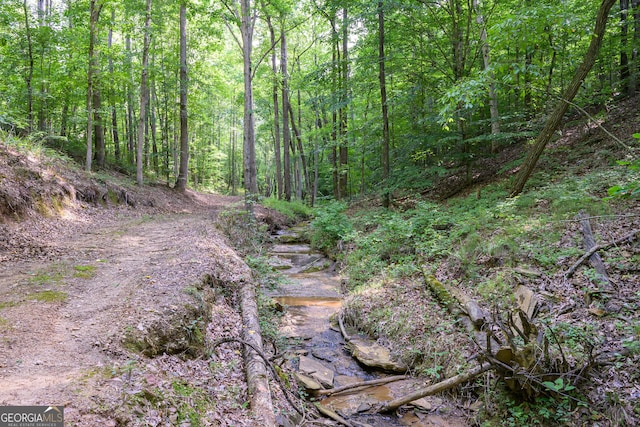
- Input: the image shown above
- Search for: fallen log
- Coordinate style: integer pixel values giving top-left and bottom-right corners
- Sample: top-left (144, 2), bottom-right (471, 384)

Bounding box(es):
top-left (375, 362), bottom-right (493, 413)
top-left (239, 279), bottom-right (277, 425)
top-left (422, 273), bottom-right (487, 325)
top-left (316, 375), bottom-right (408, 396)
top-left (565, 228), bottom-right (639, 278)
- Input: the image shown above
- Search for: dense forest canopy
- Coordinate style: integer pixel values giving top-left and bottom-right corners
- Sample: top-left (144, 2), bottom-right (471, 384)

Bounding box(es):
top-left (1, 0), bottom-right (638, 200)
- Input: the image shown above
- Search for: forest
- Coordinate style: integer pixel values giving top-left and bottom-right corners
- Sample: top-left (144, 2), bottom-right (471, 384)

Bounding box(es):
top-left (1, 0), bottom-right (640, 426)
top-left (1, 0), bottom-right (637, 201)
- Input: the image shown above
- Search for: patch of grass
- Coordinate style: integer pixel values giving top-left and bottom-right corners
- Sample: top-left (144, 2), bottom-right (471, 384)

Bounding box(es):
top-left (73, 265), bottom-right (96, 279)
top-left (26, 290), bottom-right (67, 303)
top-left (28, 265), bottom-right (66, 286)
top-left (0, 301), bottom-right (19, 310)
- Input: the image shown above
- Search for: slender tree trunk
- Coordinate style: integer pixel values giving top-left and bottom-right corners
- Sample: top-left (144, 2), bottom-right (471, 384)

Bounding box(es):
top-left (137, 0), bottom-right (152, 185)
top-left (176, 1), bottom-right (189, 191)
top-left (267, 16), bottom-right (283, 199)
top-left (126, 35), bottom-right (135, 164)
top-left (108, 9), bottom-right (120, 161)
top-left (338, 7), bottom-right (349, 199)
top-left (23, 0), bottom-right (34, 132)
top-left (621, 0), bottom-right (631, 95)
top-left (510, 0), bottom-right (617, 197)
top-left (93, 87), bottom-right (105, 168)
top-left (150, 84), bottom-right (159, 174)
top-left (331, 14), bottom-right (339, 199)
top-left (241, 0), bottom-right (258, 198)
top-left (473, 0), bottom-right (500, 150)
top-left (288, 102), bottom-right (310, 200)
top-left (37, 0), bottom-right (48, 132)
top-left (632, 0), bottom-right (639, 93)
top-left (281, 23), bottom-right (292, 201)
top-left (378, 1), bottom-right (390, 208)
top-left (86, 0), bottom-right (102, 171)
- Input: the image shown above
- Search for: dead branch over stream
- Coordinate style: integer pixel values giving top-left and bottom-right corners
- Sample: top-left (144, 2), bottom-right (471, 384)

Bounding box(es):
top-left (375, 363), bottom-right (494, 413)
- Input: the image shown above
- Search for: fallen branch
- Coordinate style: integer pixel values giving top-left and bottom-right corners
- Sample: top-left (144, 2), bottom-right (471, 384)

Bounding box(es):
top-left (316, 375), bottom-right (407, 396)
top-left (375, 362), bottom-right (493, 413)
top-left (316, 403), bottom-right (354, 427)
top-left (565, 229), bottom-right (639, 278)
top-left (578, 211), bottom-right (611, 289)
top-left (338, 311), bottom-right (351, 342)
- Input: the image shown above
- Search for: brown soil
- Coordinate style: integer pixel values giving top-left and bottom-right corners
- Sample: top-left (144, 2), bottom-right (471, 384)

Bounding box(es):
top-left (0, 142), bottom-right (285, 425)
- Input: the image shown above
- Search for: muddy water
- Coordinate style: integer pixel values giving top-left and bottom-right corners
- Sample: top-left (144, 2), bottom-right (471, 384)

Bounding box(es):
top-left (266, 228), bottom-right (469, 427)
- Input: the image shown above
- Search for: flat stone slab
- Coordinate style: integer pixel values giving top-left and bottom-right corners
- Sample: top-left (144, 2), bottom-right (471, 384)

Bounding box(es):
top-left (294, 372), bottom-right (322, 391)
top-left (298, 355), bottom-right (334, 388)
top-left (348, 338), bottom-right (407, 373)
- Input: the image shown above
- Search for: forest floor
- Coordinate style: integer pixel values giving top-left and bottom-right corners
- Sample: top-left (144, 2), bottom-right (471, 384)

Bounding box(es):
top-left (0, 145), bottom-right (291, 425)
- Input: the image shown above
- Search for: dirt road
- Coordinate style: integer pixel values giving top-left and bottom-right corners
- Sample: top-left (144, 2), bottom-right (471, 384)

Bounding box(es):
top-left (0, 193), bottom-right (260, 425)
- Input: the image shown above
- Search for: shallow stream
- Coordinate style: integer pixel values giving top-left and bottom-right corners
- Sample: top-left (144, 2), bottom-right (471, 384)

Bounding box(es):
top-left (266, 226), bottom-right (469, 427)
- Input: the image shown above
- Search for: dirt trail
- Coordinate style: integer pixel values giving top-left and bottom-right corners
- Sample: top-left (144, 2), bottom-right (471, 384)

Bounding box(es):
top-left (0, 193), bottom-right (256, 423)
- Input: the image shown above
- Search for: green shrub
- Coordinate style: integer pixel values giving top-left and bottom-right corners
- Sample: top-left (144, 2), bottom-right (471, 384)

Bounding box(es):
top-left (310, 201), bottom-right (353, 255)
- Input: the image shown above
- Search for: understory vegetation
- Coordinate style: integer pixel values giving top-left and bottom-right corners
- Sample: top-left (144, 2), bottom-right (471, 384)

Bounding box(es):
top-left (303, 136), bottom-right (640, 425)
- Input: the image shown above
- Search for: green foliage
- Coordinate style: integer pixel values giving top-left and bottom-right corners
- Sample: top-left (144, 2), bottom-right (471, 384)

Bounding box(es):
top-left (607, 134), bottom-right (640, 199)
top-left (310, 202), bottom-right (353, 255)
top-left (260, 197), bottom-right (313, 222)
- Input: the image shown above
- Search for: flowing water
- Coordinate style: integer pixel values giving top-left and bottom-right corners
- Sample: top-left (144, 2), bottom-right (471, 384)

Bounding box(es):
top-left (266, 227), bottom-right (469, 427)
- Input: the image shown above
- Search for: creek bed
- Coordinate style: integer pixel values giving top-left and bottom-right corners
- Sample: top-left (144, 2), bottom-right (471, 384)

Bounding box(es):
top-left (265, 228), bottom-right (470, 427)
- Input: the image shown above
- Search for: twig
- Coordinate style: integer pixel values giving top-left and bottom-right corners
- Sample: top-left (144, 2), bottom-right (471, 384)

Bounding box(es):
top-left (565, 229), bottom-right (639, 278)
top-left (211, 337), bottom-right (304, 416)
top-left (316, 375), bottom-right (407, 396)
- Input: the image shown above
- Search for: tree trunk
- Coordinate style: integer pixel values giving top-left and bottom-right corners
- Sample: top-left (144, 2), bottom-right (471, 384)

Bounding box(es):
top-left (281, 23), bottom-right (292, 201)
top-left (288, 102), bottom-right (310, 200)
top-left (176, 1), bottom-right (189, 191)
top-left (621, 0), bottom-right (631, 95)
top-left (632, 0), bottom-right (639, 93)
top-left (241, 0), bottom-right (258, 198)
top-left (108, 9), bottom-right (120, 162)
top-left (126, 35), bottom-right (135, 164)
top-left (37, 0), bottom-right (48, 132)
top-left (93, 87), bottom-right (105, 168)
top-left (267, 16), bottom-right (283, 199)
top-left (338, 7), bottom-right (349, 199)
top-left (473, 0), bottom-right (500, 150)
top-left (378, 1), bottom-right (390, 208)
top-left (86, 0), bottom-right (102, 172)
top-left (137, 0), bottom-right (152, 185)
top-left (510, 0), bottom-right (617, 197)
top-left (150, 83), bottom-right (159, 174)
top-left (23, 0), bottom-right (34, 132)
